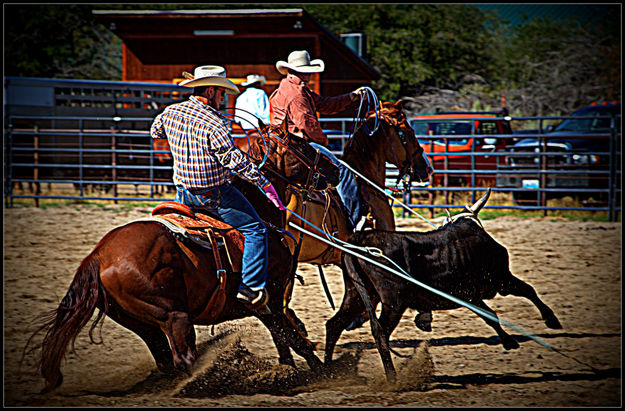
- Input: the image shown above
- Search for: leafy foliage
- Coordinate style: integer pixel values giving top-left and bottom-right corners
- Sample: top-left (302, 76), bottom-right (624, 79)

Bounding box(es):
top-left (4, 4), bottom-right (121, 79)
top-left (3, 4), bottom-right (620, 116)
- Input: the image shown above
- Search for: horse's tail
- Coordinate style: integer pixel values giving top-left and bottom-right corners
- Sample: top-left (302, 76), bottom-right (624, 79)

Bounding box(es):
top-left (23, 252), bottom-right (109, 394)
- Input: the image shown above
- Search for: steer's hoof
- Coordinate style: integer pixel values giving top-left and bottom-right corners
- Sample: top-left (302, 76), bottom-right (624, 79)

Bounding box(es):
top-left (546, 317), bottom-right (563, 329)
top-left (414, 312), bottom-right (432, 332)
top-left (502, 337), bottom-right (520, 350)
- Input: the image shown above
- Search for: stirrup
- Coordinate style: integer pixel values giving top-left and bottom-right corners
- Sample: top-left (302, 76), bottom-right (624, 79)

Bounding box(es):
top-left (236, 287), bottom-right (271, 314)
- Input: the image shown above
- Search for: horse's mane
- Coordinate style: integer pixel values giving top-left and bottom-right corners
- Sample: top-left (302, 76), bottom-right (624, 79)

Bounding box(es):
top-left (344, 101), bottom-right (403, 156)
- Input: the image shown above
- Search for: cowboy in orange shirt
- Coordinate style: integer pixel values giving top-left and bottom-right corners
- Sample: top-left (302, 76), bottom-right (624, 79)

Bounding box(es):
top-left (270, 50), bottom-right (367, 229)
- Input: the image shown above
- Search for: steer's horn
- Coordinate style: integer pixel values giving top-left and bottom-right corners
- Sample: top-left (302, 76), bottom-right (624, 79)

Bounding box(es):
top-left (469, 188), bottom-right (492, 214)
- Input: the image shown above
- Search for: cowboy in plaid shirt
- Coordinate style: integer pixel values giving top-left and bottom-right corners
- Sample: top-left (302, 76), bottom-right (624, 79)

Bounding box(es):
top-left (151, 65), bottom-right (284, 312)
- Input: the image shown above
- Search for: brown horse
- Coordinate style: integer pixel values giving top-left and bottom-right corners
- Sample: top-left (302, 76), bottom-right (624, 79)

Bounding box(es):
top-left (23, 121), bottom-right (340, 394)
top-left (285, 100), bottom-right (432, 264)
top-left (279, 100), bottom-right (432, 338)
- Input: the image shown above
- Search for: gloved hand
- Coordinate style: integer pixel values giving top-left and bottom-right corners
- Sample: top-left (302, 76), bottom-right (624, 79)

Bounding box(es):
top-left (351, 86), bottom-right (368, 101)
top-left (262, 183), bottom-right (286, 210)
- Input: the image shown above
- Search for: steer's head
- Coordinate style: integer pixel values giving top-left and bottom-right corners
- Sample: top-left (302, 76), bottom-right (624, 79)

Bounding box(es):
top-left (446, 188), bottom-right (491, 226)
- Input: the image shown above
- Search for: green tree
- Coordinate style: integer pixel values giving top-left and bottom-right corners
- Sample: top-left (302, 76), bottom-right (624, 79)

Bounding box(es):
top-left (4, 4), bottom-right (121, 79)
top-left (306, 4), bottom-right (501, 101)
top-left (495, 15), bottom-right (621, 116)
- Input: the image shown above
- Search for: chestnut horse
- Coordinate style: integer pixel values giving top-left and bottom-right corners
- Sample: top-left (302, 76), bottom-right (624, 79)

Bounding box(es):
top-left (285, 100), bottom-right (432, 264)
top-left (279, 100), bottom-right (432, 338)
top-left (24, 121), bottom-right (340, 394)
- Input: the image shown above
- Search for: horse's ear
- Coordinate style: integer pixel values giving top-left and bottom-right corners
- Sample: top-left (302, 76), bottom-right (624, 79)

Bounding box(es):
top-left (251, 136), bottom-right (264, 158)
top-left (395, 99), bottom-right (403, 109)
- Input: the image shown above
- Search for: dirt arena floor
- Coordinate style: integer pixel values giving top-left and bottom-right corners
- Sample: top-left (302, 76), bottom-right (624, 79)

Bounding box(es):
top-left (3, 204), bottom-right (621, 407)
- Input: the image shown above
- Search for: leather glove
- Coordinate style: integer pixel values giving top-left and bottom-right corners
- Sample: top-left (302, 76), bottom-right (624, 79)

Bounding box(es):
top-left (262, 183), bottom-right (286, 210)
top-left (351, 86), bottom-right (368, 101)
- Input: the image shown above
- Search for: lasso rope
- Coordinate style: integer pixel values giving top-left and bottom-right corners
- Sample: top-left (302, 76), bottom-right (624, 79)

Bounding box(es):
top-left (284, 208), bottom-right (599, 372)
top-left (222, 108), bottom-right (270, 169)
top-left (351, 86), bottom-right (381, 136)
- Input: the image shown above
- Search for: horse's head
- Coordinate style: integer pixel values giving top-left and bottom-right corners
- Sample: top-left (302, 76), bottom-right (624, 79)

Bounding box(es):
top-left (248, 120), bottom-right (340, 191)
top-left (376, 100), bottom-right (433, 183)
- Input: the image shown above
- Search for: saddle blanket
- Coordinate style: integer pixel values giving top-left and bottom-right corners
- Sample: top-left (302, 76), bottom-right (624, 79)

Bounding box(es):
top-left (134, 201), bottom-right (245, 273)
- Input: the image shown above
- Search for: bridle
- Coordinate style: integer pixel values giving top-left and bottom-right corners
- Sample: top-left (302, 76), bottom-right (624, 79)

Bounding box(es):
top-left (380, 112), bottom-right (426, 186)
top-left (225, 108), bottom-right (335, 191)
top-left (347, 108), bottom-right (427, 189)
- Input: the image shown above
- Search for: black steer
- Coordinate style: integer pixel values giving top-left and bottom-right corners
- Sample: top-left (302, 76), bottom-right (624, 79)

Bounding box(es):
top-left (324, 189), bottom-right (562, 382)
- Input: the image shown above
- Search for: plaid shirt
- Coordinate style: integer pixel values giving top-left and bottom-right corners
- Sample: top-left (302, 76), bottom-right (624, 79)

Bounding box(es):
top-left (151, 96), bottom-right (269, 190)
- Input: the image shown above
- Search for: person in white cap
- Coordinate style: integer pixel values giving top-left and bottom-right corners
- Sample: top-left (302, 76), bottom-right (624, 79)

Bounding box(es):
top-left (150, 65), bottom-right (285, 312)
top-left (235, 74), bottom-right (270, 131)
top-left (270, 50), bottom-right (367, 229)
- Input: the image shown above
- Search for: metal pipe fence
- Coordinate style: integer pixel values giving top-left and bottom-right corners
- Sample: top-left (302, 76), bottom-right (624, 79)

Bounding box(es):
top-left (4, 98), bottom-right (621, 221)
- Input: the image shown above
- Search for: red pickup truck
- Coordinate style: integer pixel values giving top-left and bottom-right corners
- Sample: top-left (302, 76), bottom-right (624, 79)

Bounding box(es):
top-left (409, 111), bottom-right (512, 187)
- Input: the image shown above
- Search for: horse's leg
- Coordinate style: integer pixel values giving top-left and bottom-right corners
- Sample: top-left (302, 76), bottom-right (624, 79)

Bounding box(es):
top-left (104, 305), bottom-right (176, 373)
top-left (101, 265), bottom-right (197, 374)
top-left (258, 314), bottom-right (295, 367)
top-left (282, 276), bottom-right (308, 337)
top-left (345, 257), bottom-right (397, 382)
top-left (500, 273), bottom-right (563, 329)
top-left (257, 312), bottom-right (324, 371)
top-left (324, 276), bottom-right (366, 363)
top-left (473, 300), bottom-right (519, 350)
top-left (161, 311), bottom-right (197, 373)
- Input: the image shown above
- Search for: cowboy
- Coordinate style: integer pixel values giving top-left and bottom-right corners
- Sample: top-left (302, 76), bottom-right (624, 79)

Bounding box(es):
top-left (235, 74), bottom-right (270, 131)
top-left (150, 65), bottom-right (285, 312)
top-left (269, 50), bottom-right (367, 229)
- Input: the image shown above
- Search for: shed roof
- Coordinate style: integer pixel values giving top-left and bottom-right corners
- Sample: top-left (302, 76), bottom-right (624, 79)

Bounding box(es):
top-left (92, 8), bottom-right (380, 80)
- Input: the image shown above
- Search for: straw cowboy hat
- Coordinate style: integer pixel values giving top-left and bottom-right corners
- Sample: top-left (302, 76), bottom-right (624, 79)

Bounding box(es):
top-left (179, 65), bottom-right (240, 94)
top-left (276, 50), bottom-right (325, 75)
top-left (241, 74), bottom-right (266, 87)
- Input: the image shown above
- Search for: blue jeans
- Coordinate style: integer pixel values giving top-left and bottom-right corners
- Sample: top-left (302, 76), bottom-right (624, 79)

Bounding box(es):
top-left (175, 183), bottom-right (268, 292)
top-left (310, 142), bottom-right (363, 228)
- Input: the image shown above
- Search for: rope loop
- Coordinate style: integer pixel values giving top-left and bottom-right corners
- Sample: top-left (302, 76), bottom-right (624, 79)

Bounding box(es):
top-left (351, 87), bottom-right (381, 137)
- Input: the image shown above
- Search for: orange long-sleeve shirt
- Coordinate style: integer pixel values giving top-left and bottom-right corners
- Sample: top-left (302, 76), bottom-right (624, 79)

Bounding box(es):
top-left (269, 74), bottom-right (354, 146)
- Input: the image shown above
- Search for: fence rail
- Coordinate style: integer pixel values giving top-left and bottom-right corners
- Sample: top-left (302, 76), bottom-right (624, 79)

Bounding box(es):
top-left (3, 78), bottom-right (620, 220)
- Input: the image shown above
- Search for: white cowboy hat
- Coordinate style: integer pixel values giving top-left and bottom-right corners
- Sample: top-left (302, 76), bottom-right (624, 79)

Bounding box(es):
top-left (241, 74), bottom-right (266, 87)
top-left (276, 50), bottom-right (325, 75)
top-left (179, 65), bottom-right (240, 94)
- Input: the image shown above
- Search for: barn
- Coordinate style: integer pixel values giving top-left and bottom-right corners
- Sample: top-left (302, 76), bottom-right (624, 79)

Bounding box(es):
top-left (92, 7), bottom-right (380, 111)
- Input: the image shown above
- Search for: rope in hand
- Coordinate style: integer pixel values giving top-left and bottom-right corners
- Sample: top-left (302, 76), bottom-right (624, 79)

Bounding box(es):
top-left (351, 86), bottom-right (381, 137)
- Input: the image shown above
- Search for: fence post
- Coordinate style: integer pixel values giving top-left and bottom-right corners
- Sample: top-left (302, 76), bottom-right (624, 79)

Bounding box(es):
top-left (5, 122), bottom-right (13, 208)
top-left (79, 119), bottom-right (84, 197)
top-left (608, 122), bottom-right (616, 222)
top-left (539, 130), bottom-right (547, 216)
top-left (470, 125), bottom-right (476, 205)
top-left (111, 124), bottom-right (118, 204)
top-left (33, 125), bottom-right (40, 207)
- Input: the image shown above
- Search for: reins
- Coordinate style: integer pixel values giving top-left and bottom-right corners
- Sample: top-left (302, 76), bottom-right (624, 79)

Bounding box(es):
top-left (345, 91), bottom-right (438, 228)
top-left (225, 108), bottom-right (330, 191)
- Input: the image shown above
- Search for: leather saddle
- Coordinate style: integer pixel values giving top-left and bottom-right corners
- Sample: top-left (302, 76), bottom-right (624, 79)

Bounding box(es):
top-left (151, 201), bottom-right (244, 274)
